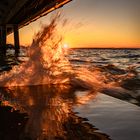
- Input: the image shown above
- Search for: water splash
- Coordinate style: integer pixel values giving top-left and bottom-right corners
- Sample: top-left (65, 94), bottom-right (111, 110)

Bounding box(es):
top-left (0, 14), bottom-right (107, 94)
top-left (0, 14), bottom-right (73, 87)
top-left (0, 13), bottom-right (138, 103)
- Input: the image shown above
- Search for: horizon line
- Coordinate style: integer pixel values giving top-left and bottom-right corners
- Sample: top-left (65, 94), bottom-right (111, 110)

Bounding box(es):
top-left (70, 47), bottom-right (140, 49)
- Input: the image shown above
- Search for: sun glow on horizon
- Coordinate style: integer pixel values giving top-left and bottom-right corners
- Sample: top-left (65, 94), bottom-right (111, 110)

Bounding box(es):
top-left (63, 43), bottom-right (69, 49)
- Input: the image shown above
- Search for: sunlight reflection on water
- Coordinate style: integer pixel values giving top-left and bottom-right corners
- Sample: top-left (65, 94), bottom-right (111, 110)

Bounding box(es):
top-left (0, 85), bottom-right (111, 140)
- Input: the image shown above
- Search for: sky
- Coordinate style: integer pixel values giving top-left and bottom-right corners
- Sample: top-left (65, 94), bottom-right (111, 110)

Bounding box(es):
top-left (7, 0), bottom-right (140, 48)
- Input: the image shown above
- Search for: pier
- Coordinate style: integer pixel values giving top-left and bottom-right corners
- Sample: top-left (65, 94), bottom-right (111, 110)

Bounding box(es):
top-left (0, 0), bottom-right (71, 56)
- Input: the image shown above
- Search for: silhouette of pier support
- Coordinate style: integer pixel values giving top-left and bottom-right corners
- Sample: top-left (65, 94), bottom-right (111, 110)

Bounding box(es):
top-left (13, 24), bottom-right (20, 56)
top-left (0, 25), bottom-right (6, 56)
top-left (0, 24), bottom-right (20, 56)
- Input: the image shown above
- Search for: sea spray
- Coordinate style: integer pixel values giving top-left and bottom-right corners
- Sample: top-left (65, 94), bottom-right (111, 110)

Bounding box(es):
top-left (0, 13), bottom-right (138, 104)
top-left (0, 14), bottom-right (72, 87)
top-left (0, 14), bottom-right (106, 92)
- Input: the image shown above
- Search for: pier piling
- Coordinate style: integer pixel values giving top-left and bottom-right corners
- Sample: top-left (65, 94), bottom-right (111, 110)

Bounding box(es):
top-left (0, 25), bottom-right (6, 56)
top-left (13, 24), bottom-right (20, 56)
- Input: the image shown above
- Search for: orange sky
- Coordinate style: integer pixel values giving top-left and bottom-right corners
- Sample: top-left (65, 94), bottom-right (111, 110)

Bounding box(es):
top-left (7, 0), bottom-right (140, 48)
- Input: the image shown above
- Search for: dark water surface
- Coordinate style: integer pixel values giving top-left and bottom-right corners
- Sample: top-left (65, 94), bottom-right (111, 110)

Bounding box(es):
top-left (0, 48), bottom-right (140, 140)
top-left (68, 48), bottom-right (140, 72)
